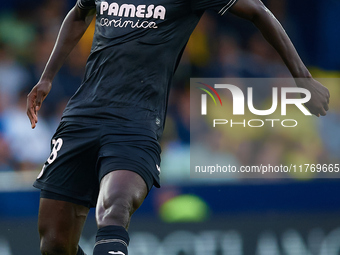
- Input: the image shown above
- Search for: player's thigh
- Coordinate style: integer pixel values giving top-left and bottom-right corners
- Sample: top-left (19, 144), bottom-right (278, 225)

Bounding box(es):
top-left (96, 170), bottom-right (148, 229)
top-left (38, 198), bottom-right (89, 252)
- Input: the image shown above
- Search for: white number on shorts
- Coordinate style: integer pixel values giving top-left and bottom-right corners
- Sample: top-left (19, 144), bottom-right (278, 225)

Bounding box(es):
top-left (47, 138), bottom-right (63, 164)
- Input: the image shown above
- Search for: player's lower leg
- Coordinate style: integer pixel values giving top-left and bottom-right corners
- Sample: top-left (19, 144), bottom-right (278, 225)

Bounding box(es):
top-left (94, 170), bottom-right (148, 255)
top-left (38, 198), bottom-right (89, 255)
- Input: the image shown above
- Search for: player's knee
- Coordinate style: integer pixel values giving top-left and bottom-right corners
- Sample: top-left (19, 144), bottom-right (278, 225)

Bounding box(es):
top-left (40, 235), bottom-right (76, 255)
top-left (96, 190), bottom-right (145, 229)
top-left (96, 194), bottom-right (132, 228)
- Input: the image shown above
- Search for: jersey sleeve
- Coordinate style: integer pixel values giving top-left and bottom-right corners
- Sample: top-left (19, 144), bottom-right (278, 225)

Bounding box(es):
top-left (77, 0), bottom-right (96, 10)
top-left (192, 0), bottom-right (238, 15)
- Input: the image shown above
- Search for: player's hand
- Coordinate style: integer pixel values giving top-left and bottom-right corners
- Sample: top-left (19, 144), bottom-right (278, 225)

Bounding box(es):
top-left (296, 78), bottom-right (330, 117)
top-left (26, 81), bottom-right (52, 129)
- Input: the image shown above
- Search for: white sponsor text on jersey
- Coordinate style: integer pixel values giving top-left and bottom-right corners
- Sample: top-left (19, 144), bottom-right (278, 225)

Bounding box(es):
top-left (100, 2), bottom-right (166, 20)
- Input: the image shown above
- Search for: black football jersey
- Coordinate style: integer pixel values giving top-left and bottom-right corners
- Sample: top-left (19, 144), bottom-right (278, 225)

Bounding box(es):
top-left (62, 0), bottom-right (237, 139)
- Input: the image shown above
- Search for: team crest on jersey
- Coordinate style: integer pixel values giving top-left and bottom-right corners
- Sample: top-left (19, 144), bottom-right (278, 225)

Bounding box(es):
top-left (99, 1), bottom-right (167, 29)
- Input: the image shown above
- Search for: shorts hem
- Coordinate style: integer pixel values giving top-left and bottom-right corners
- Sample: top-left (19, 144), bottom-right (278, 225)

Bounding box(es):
top-left (33, 180), bottom-right (96, 208)
top-left (40, 190), bottom-right (93, 208)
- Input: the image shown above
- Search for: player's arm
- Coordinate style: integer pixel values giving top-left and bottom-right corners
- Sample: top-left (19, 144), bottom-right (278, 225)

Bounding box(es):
top-left (229, 0), bottom-right (330, 117)
top-left (27, 5), bottom-right (95, 129)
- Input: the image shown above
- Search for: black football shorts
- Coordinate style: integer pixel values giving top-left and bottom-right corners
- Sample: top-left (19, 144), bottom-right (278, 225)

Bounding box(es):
top-left (34, 120), bottom-right (161, 208)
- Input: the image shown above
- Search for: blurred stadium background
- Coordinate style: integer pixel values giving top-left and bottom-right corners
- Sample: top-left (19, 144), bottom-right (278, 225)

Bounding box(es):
top-left (0, 0), bottom-right (340, 254)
